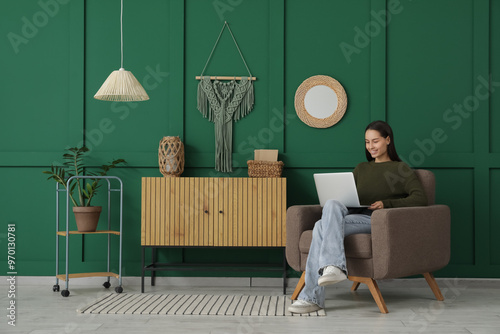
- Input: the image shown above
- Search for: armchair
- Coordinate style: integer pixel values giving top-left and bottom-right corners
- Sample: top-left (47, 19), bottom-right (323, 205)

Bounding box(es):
top-left (285, 170), bottom-right (450, 313)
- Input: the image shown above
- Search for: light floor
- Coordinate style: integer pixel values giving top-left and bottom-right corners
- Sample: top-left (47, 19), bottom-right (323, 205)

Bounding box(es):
top-left (2, 277), bottom-right (500, 334)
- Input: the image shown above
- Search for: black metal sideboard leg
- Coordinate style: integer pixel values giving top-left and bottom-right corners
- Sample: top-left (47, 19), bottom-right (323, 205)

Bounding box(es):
top-left (151, 247), bottom-right (157, 286)
top-left (141, 246), bottom-right (145, 293)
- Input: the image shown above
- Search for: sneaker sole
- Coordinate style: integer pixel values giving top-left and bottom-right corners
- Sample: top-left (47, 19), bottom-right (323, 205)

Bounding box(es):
top-left (288, 304), bottom-right (322, 314)
top-left (318, 275), bottom-right (347, 287)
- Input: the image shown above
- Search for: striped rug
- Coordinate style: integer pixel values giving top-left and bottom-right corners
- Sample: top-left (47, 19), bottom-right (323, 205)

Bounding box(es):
top-left (77, 293), bottom-right (325, 316)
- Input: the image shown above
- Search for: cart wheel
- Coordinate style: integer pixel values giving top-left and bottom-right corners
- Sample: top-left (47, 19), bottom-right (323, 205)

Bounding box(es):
top-left (53, 284), bottom-right (60, 292)
top-left (103, 281), bottom-right (111, 289)
top-left (115, 286), bottom-right (123, 293)
top-left (61, 290), bottom-right (70, 297)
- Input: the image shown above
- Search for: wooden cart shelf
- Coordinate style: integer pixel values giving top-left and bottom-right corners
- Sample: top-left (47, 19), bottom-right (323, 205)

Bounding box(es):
top-left (56, 272), bottom-right (119, 281)
top-left (56, 230), bottom-right (120, 236)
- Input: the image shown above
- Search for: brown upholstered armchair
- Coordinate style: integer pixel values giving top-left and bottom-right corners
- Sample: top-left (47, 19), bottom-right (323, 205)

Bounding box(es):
top-left (285, 170), bottom-right (450, 313)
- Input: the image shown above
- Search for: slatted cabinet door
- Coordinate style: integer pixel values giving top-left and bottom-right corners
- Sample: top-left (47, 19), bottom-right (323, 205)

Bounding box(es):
top-left (141, 177), bottom-right (286, 247)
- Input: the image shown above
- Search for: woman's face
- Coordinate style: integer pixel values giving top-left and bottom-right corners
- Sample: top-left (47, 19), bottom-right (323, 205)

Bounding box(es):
top-left (365, 129), bottom-right (391, 162)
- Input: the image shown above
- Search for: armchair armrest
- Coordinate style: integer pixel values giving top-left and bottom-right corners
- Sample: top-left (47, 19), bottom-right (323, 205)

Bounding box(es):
top-left (371, 205), bottom-right (451, 280)
top-left (285, 205), bottom-right (322, 272)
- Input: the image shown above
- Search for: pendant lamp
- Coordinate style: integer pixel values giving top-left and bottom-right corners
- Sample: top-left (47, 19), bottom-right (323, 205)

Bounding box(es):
top-left (94, 0), bottom-right (149, 102)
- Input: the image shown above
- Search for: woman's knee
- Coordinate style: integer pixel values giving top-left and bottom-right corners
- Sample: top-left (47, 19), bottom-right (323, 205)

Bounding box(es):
top-left (312, 219), bottom-right (322, 235)
top-left (324, 199), bottom-right (346, 212)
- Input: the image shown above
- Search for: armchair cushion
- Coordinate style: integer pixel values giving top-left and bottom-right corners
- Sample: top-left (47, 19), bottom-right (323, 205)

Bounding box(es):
top-left (344, 234), bottom-right (372, 259)
top-left (299, 230), bottom-right (312, 254)
top-left (300, 232), bottom-right (372, 259)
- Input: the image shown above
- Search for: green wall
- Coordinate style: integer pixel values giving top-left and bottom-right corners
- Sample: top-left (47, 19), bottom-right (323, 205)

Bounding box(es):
top-left (1, 0), bottom-right (499, 278)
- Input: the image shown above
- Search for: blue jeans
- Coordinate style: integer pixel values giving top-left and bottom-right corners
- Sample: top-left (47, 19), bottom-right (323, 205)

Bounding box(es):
top-left (298, 199), bottom-right (372, 308)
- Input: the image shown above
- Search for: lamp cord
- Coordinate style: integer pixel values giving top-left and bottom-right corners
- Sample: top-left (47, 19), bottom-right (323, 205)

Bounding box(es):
top-left (120, 0), bottom-right (124, 69)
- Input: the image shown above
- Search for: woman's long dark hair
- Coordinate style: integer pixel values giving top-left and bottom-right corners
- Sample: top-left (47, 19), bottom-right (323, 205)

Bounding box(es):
top-left (365, 120), bottom-right (401, 162)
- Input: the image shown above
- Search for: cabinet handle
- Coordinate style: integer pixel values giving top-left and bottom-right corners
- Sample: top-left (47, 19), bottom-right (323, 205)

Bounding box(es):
top-left (204, 210), bottom-right (208, 214)
top-left (219, 210), bottom-right (223, 214)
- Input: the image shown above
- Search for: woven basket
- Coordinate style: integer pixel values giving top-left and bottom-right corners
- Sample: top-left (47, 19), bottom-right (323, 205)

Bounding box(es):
top-left (247, 160), bottom-right (284, 178)
top-left (159, 136), bottom-right (185, 177)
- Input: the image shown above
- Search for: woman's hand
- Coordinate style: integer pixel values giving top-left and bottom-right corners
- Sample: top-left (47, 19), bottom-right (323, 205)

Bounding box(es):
top-left (369, 201), bottom-right (384, 210)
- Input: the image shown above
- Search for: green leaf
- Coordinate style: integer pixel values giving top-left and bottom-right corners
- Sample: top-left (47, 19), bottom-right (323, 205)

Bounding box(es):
top-left (44, 145), bottom-right (124, 207)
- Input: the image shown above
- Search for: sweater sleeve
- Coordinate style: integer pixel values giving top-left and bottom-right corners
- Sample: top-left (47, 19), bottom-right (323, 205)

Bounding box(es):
top-left (353, 163), bottom-right (360, 182)
top-left (381, 164), bottom-right (428, 208)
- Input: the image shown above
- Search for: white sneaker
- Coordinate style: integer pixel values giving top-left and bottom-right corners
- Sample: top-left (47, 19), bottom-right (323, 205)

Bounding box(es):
top-left (318, 265), bottom-right (347, 287)
top-left (288, 299), bottom-right (322, 314)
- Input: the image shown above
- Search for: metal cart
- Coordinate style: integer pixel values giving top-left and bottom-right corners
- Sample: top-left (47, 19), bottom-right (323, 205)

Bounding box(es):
top-left (53, 176), bottom-right (123, 297)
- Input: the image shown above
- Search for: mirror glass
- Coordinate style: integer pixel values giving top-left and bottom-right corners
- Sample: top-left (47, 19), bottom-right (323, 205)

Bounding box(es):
top-left (304, 85), bottom-right (338, 119)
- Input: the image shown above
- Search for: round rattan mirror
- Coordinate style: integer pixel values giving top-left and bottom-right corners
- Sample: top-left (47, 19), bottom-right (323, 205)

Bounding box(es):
top-left (294, 75), bottom-right (348, 128)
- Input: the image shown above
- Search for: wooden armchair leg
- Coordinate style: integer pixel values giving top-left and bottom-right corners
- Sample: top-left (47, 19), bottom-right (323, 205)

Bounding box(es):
top-left (348, 276), bottom-right (389, 314)
top-left (423, 272), bottom-right (444, 301)
top-left (351, 282), bottom-right (360, 291)
top-left (291, 272), bottom-right (306, 300)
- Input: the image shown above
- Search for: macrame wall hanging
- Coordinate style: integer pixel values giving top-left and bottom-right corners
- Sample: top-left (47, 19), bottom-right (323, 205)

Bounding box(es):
top-left (196, 21), bottom-right (257, 173)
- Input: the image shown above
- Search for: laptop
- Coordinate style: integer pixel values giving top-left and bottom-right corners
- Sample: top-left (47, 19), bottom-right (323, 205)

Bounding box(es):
top-left (313, 172), bottom-right (369, 208)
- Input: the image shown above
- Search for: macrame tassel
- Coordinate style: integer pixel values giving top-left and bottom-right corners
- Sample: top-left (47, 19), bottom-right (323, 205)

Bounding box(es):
top-left (214, 121), bottom-right (233, 173)
top-left (215, 121), bottom-right (223, 172)
top-left (197, 80), bottom-right (209, 118)
top-left (224, 121), bottom-right (233, 172)
top-left (234, 80), bottom-right (254, 122)
top-left (245, 82), bottom-right (254, 114)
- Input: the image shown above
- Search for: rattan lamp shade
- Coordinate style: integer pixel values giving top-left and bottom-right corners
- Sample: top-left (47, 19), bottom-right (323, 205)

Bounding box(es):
top-left (93, 0), bottom-right (149, 102)
top-left (94, 68), bottom-right (149, 102)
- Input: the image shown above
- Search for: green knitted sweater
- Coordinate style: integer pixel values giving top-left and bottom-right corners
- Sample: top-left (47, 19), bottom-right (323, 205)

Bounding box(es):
top-left (353, 161), bottom-right (427, 208)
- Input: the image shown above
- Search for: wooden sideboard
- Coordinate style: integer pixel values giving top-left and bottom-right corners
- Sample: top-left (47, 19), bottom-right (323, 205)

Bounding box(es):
top-left (141, 177), bottom-right (286, 247)
top-left (140, 177), bottom-right (287, 293)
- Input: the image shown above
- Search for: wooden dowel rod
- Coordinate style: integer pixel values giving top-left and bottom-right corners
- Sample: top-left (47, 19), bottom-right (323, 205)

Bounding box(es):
top-left (195, 76), bottom-right (257, 81)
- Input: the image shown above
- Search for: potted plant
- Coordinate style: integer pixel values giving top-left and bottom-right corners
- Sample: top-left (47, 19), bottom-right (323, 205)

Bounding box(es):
top-left (43, 146), bottom-right (125, 232)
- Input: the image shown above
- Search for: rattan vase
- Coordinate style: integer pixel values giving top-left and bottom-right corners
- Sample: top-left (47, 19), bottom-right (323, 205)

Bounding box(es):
top-left (159, 136), bottom-right (185, 177)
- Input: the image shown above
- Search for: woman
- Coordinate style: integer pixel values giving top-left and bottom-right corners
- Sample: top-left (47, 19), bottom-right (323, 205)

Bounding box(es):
top-left (288, 120), bottom-right (428, 314)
